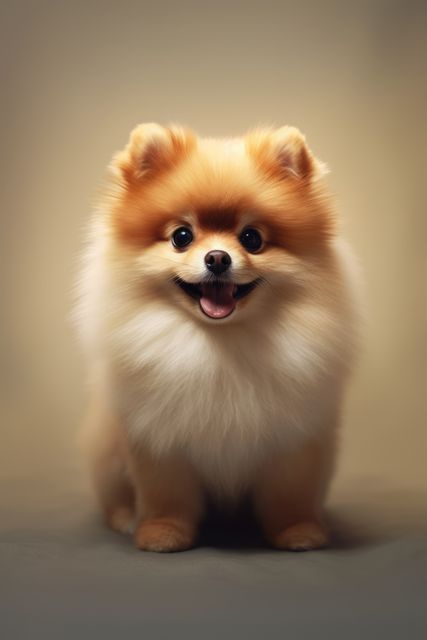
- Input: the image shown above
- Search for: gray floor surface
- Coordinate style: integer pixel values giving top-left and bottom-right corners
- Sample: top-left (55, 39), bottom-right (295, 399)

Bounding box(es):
top-left (1, 455), bottom-right (427, 639)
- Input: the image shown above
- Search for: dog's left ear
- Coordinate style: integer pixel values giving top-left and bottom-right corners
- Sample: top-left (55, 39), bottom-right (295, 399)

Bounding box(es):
top-left (246, 126), bottom-right (328, 181)
top-left (111, 123), bottom-right (196, 184)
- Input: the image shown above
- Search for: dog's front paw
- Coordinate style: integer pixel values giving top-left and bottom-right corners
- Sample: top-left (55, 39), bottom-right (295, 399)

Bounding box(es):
top-left (271, 520), bottom-right (329, 551)
top-left (134, 518), bottom-right (196, 552)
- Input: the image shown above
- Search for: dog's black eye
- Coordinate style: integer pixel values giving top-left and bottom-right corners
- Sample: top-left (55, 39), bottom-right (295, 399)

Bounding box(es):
top-left (239, 227), bottom-right (263, 253)
top-left (172, 226), bottom-right (193, 250)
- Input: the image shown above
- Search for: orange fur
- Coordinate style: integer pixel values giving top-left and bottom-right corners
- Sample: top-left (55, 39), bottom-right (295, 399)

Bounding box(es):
top-left (107, 125), bottom-right (335, 253)
top-left (254, 431), bottom-right (337, 549)
top-left (76, 123), bottom-right (360, 551)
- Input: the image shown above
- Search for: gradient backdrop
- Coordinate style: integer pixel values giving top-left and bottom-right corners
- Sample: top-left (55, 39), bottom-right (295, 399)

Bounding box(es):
top-left (1, 0), bottom-right (427, 558)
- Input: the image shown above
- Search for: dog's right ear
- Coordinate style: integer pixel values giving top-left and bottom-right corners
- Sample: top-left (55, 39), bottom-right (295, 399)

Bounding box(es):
top-left (246, 126), bottom-right (328, 182)
top-left (111, 123), bottom-right (196, 184)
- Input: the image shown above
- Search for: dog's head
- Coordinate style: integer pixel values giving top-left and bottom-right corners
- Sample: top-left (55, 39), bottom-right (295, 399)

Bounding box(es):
top-left (104, 123), bottom-right (335, 323)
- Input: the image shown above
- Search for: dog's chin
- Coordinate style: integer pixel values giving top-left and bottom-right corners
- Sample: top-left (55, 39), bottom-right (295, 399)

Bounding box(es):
top-left (173, 277), bottom-right (262, 320)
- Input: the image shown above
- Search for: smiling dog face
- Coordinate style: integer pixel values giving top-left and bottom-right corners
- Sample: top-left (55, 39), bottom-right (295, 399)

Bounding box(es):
top-left (104, 123), bottom-right (335, 322)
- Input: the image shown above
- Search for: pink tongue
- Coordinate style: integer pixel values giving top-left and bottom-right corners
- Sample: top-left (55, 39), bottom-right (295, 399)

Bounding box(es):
top-left (200, 282), bottom-right (236, 319)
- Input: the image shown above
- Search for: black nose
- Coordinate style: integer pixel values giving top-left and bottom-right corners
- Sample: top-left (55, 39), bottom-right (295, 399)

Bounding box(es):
top-left (204, 250), bottom-right (232, 276)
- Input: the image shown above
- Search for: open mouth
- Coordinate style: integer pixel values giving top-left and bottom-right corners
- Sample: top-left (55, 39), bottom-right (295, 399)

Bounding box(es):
top-left (173, 277), bottom-right (261, 319)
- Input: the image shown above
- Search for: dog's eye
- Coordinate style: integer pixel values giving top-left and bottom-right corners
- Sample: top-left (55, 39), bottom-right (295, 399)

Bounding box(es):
top-left (172, 226), bottom-right (194, 250)
top-left (239, 227), bottom-right (263, 253)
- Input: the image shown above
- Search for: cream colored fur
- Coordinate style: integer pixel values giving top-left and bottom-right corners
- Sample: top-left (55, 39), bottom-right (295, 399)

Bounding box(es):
top-left (75, 123), bottom-right (360, 551)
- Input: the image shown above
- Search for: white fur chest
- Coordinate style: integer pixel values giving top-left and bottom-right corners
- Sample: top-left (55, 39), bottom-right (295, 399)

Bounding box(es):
top-left (77, 233), bottom-right (357, 496)
top-left (104, 302), bottom-right (341, 495)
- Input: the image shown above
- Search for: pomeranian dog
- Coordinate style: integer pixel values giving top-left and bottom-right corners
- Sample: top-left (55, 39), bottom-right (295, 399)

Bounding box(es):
top-left (75, 123), bottom-right (360, 552)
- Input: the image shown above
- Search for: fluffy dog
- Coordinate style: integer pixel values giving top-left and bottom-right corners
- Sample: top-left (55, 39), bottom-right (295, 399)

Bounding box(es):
top-left (75, 123), bottom-right (360, 551)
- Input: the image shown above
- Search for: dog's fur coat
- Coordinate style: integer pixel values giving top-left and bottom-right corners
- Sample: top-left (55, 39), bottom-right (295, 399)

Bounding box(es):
top-left (75, 123), bottom-right (360, 551)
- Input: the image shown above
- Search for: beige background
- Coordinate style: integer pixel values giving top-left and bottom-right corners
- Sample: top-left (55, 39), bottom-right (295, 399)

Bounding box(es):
top-left (1, 0), bottom-right (426, 537)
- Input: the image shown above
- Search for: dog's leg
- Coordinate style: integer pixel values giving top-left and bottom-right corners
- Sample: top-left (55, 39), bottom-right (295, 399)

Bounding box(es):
top-left (127, 445), bottom-right (204, 552)
top-left (80, 394), bottom-right (135, 534)
top-left (253, 432), bottom-right (336, 550)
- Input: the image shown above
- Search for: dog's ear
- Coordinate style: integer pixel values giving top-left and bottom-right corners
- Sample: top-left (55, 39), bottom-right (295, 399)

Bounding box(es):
top-left (112, 123), bottom-right (196, 184)
top-left (246, 126), bottom-right (327, 181)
